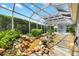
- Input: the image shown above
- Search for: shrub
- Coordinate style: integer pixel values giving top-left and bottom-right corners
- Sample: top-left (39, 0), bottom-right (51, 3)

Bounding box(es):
top-left (67, 25), bottom-right (75, 33)
top-left (31, 29), bottom-right (43, 37)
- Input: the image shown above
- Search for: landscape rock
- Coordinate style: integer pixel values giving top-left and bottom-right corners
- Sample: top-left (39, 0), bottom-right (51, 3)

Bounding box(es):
top-left (0, 48), bottom-right (5, 54)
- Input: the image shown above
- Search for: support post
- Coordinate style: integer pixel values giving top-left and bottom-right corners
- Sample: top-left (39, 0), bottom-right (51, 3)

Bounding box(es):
top-left (41, 25), bottom-right (42, 29)
top-left (76, 4), bottom-right (79, 56)
top-left (29, 12), bottom-right (34, 34)
top-left (29, 19), bottom-right (31, 34)
top-left (12, 3), bottom-right (15, 30)
top-left (36, 23), bottom-right (38, 29)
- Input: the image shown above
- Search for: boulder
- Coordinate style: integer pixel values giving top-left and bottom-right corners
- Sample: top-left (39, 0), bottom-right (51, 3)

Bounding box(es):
top-left (43, 54), bottom-right (48, 56)
top-left (0, 48), bottom-right (5, 54)
top-left (21, 35), bottom-right (30, 41)
top-left (22, 41), bottom-right (30, 49)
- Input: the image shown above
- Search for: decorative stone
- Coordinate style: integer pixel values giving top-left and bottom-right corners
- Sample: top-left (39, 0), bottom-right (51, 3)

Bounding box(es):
top-left (16, 49), bottom-right (21, 55)
top-left (15, 44), bottom-right (20, 48)
top-left (43, 54), bottom-right (48, 56)
top-left (34, 46), bottom-right (40, 52)
top-left (0, 48), bottom-right (5, 54)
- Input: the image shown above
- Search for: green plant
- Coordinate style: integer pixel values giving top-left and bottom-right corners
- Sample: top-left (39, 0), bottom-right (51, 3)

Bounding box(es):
top-left (42, 40), bottom-right (48, 45)
top-left (49, 40), bottom-right (54, 43)
top-left (67, 25), bottom-right (75, 33)
top-left (31, 29), bottom-right (43, 37)
top-left (0, 29), bottom-right (21, 48)
top-left (0, 31), bottom-right (6, 40)
top-left (54, 28), bottom-right (57, 32)
top-left (47, 26), bottom-right (54, 34)
top-left (0, 14), bottom-right (45, 34)
top-left (27, 33), bottom-right (32, 37)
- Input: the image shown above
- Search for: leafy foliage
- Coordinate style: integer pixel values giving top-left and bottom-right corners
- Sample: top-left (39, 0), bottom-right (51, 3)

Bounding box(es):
top-left (47, 26), bottom-right (54, 34)
top-left (42, 40), bottom-right (48, 45)
top-left (31, 29), bottom-right (43, 37)
top-left (67, 25), bottom-right (75, 33)
top-left (0, 30), bottom-right (8, 40)
top-left (0, 14), bottom-right (44, 34)
top-left (0, 29), bottom-right (21, 48)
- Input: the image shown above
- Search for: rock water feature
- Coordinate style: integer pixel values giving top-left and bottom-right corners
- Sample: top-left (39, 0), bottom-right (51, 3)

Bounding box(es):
top-left (2, 33), bottom-right (64, 56)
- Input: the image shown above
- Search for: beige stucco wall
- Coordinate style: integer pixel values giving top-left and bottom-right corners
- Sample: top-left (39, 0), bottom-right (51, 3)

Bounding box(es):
top-left (68, 3), bottom-right (78, 24)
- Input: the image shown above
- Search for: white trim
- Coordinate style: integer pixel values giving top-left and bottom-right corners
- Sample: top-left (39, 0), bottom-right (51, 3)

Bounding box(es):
top-left (0, 0), bottom-right (79, 3)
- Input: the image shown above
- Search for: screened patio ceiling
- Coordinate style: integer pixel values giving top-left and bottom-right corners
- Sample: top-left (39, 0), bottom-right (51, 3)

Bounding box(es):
top-left (0, 3), bottom-right (73, 26)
